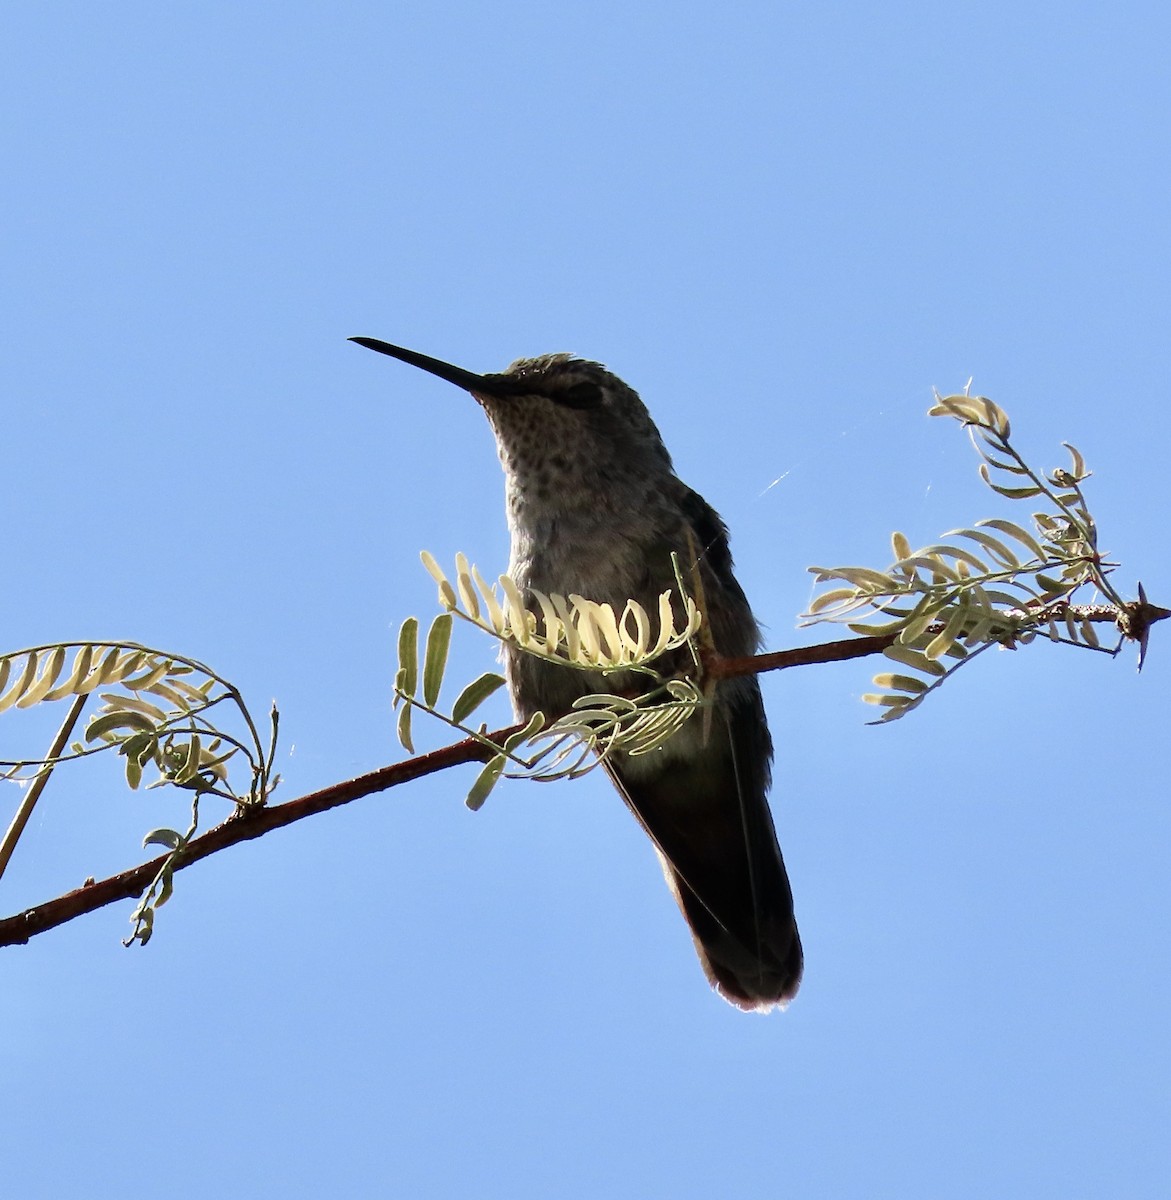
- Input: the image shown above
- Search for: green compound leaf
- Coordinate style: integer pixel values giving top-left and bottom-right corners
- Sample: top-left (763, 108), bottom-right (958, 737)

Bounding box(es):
top-left (451, 672), bottom-right (507, 726)
top-left (85, 709), bottom-right (157, 742)
top-left (422, 613), bottom-right (453, 708)
top-left (397, 699), bottom-right (414, 755)
top-left (466, 753), bottom-right (506, 811)
top-left (397, 617), bottom-right (419, 700)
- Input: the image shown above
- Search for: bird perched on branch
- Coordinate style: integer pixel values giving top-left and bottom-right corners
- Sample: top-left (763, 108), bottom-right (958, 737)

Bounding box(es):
top-left (352, 337), bottom-right (802, 1010)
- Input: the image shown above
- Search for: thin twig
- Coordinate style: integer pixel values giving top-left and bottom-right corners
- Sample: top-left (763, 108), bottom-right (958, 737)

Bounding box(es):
top-left (0, 693), bottom-right (88, 882)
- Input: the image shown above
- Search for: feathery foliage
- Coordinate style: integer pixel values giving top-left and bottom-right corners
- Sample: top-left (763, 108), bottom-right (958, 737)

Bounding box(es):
top-left (0, 642), bottom-right (278, 942)
top-left (394, 553), bottom-right (705, 809)
top-left (804, 390), bottom-right (1138, 721)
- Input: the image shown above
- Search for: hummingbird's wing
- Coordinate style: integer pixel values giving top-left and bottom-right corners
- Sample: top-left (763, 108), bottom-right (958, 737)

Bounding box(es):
top-left (602, 676), bottom-right (802, 1011)
top-left (601, 483), bottom-right (803, 1011)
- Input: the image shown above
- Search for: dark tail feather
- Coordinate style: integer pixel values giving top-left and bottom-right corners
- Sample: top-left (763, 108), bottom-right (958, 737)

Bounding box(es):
top-left (663, 851), bottom-right (802, 1011)
top-left (605, 681), bottom-right (802, 1011)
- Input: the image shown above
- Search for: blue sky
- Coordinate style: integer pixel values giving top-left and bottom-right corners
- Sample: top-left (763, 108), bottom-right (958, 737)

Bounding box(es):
top-left (4, 4), bottom-right (1170, 1196)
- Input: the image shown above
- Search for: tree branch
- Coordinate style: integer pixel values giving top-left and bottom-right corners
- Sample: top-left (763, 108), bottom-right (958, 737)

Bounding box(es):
top-left (0, 724), bottom-right (510, 948)
top-left (4, 601), bottom-right (1164, 949)
top-left (708, 633), bottom-right (897, 681)
top-left (710, 599), bottom-right (1169, 682)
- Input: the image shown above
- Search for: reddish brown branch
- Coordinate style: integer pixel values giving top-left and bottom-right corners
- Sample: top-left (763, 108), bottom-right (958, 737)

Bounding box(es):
top-left (711, 599), bottom-right (1169, 681)
top-left (0, 630), bottom-right (889, 948)
top-left (4, 601), bottom-right (1164, 949)
top-left (708, 634), bottom-right (897, 680)
top-left (0, 724), bottom-right (513, 948)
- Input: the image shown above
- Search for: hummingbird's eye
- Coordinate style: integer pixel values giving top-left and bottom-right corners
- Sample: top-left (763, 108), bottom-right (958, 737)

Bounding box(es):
top-left (553, 380), bottom-right (605, 411)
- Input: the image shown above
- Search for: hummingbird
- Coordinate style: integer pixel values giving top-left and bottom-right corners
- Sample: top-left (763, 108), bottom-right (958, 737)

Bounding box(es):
top-left (351, 337), bottom-right (803, 1011)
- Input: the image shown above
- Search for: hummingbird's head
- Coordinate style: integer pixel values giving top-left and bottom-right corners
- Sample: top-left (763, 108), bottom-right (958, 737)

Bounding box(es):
top-left (350, 338), bottom-right (675, 491)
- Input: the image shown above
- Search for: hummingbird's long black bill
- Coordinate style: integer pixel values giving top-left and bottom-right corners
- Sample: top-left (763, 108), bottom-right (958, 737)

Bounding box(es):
top-left (349, 337), bottom-right (522, 398)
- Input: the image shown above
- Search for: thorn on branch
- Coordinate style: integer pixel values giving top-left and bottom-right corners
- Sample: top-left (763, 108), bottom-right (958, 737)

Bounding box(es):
top-left (1118, 583), bottom-right (1171, 671)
